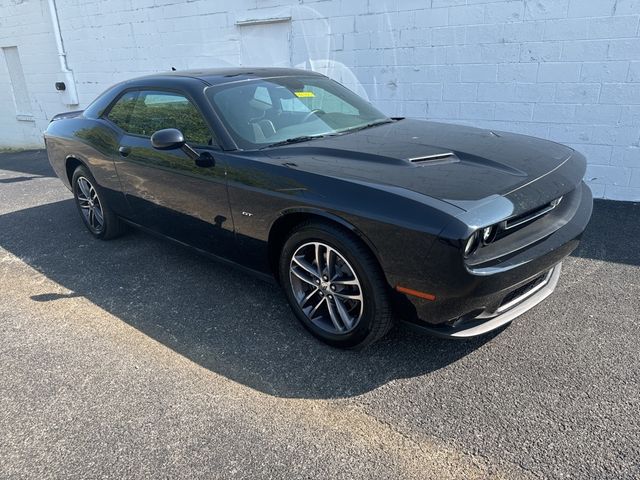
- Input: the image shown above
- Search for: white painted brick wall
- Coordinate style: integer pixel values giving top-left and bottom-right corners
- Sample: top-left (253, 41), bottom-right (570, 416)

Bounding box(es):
top-left (1, 0), bottom-right (639, 200)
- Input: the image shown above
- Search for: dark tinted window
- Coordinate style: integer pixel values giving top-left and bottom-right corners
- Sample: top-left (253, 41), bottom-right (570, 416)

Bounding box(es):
top-left (106, 91), bottom-right (137, 131)
top-left (107, 90), bottom-right (214, 146)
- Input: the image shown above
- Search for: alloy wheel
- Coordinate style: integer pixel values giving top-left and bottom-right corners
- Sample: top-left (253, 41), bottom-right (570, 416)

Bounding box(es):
top-left (76, 176), bottom-right (105, 233)
top-left (289, 241), bottom-right (364, 334)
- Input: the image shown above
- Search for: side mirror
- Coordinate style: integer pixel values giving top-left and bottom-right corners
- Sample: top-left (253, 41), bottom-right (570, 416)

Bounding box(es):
top-left (151, 128), bottom-right (209, 165)
top-left (151, 128), bottom-right (185, 150)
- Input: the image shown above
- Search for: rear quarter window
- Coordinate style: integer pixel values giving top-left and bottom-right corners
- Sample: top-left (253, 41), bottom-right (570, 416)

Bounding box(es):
top-left (106, 91), bottom-right (137, 131)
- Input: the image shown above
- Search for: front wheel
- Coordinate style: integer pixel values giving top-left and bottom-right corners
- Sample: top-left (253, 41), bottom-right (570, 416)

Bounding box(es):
top-left (279, 221), bottom-right (393, 349)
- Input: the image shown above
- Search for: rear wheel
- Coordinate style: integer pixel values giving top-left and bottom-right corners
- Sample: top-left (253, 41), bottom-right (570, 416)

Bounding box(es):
top-left (279, 221), bottom-right (393, 348)
top-left (72, 165), bottom-right (124, 240)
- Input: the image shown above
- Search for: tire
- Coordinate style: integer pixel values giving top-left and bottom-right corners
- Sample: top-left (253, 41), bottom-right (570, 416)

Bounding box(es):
top-left (279, 221), bottom-right (394, 349)
top-left (71, 165), bottom-right (125, 240)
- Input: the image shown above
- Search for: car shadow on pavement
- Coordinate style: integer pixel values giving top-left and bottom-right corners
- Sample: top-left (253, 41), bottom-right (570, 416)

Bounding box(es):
top-left (570, 199), bottom-right (640, 267)
top-left (0, 199), bottom-right (498, 399)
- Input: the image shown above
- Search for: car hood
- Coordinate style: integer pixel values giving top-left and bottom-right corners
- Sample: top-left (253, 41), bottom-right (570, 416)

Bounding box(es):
top-left (266, 119), bottom-right (583, 213)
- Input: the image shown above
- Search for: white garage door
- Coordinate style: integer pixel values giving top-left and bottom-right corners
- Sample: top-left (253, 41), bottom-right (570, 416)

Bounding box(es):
top-left (238, 19), bottom-right (291, 68)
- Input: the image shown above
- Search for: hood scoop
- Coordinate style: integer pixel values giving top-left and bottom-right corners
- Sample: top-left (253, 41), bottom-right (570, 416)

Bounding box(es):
top-left (408, 152), bottom-right (457, 166)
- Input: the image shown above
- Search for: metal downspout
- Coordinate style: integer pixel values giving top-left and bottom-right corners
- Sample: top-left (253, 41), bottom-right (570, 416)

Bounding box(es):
top-left (46, 0), bottom-right (79, 105)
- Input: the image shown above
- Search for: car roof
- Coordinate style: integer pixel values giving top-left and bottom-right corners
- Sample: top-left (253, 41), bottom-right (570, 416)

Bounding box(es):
top-left (132, 67), bottom-right (326, 86)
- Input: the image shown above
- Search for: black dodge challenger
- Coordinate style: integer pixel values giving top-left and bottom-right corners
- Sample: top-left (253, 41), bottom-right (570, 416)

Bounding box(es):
top-left (44, 68), bottom-right (593, 348)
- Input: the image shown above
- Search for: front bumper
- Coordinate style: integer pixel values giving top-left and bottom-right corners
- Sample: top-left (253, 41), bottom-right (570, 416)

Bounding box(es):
top-left (395, 181), bottom-right (593, 337)
top-left (404, 263), bottom-right (561, 338)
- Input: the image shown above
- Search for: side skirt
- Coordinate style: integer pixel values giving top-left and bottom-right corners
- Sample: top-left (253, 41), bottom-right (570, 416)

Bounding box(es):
top-left (119, 217), bottom-right (277, 285)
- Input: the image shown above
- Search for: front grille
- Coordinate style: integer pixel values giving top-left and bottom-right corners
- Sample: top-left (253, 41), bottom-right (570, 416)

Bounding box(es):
top-left (498, 271), bottom-right (549, 311)
top-left (503, 196), bottom-right (563, 231)
top-left (491, 196), bottom-right (564, 244)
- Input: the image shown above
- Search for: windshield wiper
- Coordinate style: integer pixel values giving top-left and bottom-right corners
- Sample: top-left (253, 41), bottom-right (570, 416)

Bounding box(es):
top-left (259, 119), bottom-right (395, 149)
top-left (261, 135), bottom-right (326, 149)
top-left (345, 119), bottom-right (395, 134)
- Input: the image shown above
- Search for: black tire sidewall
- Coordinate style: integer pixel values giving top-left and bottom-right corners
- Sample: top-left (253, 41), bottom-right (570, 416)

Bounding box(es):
top-left (280, 224), bottom-right (387, 348)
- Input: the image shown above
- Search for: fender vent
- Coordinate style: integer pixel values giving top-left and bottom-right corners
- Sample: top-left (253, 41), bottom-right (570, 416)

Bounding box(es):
top-left (408, 152), bottom-right (456, 164)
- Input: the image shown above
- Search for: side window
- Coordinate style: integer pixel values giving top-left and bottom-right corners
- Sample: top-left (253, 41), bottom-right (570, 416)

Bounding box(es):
top-left (109, 90), bottom-right (215, 146)
top-left (106, 91), bottom-right (137, 131)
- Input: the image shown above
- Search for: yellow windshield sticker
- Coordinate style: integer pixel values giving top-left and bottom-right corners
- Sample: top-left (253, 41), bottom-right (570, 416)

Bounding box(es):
top-left (294, 91), bottom-right (315, 98)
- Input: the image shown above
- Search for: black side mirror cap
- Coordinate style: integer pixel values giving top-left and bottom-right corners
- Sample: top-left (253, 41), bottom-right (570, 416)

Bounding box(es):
top-left (150, 128), bottom-right (209, 164)
top-left (151, 128), bottom-right (185, 150)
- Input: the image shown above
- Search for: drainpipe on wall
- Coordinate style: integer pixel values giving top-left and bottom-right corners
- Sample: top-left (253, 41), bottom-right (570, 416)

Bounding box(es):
top-left (47, 0), bottom-right (79, 106)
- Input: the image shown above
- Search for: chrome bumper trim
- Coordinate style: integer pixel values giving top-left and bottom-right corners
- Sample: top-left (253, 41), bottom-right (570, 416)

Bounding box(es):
top-left (447, 263), bottom-right (562, 338)
top-left (495, 268), bottom-right (554, 314)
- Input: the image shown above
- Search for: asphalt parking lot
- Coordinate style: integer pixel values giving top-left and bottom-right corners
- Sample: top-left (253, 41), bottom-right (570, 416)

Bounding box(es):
top-left (0, 150), bottom-right (639, 479)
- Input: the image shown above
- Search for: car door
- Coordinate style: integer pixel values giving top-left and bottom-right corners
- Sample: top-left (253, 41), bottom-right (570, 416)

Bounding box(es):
top-left (104, 89), bottom-right (236, 258)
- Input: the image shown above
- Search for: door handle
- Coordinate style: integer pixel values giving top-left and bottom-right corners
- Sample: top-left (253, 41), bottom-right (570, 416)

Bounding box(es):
top-left (118, 146), bottom-right (131, 157)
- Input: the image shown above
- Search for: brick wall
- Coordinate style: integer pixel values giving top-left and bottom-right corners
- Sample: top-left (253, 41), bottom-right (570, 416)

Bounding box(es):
top-left (1, 0), bottom-right (639, 200)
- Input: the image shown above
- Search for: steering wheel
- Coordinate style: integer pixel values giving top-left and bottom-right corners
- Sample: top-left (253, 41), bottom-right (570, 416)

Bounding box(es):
top-left (302, 109), bottom-right (326, 123)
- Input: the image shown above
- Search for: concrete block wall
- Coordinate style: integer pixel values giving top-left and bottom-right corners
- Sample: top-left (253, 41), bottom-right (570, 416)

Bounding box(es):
top-left (1, 0), bottom-right (639, 200)
top-left (0, 0), bottom-right (64, 148)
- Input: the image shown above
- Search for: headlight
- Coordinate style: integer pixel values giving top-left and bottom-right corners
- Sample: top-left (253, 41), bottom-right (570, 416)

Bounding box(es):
top-left (464, 231), bottom-right (480, 257)
top-left (481, 225), bottom-right (496, 244)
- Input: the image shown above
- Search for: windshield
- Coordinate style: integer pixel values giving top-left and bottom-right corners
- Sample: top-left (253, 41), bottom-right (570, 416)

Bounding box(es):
top-left (205, 76), bottom-right (389, 150)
